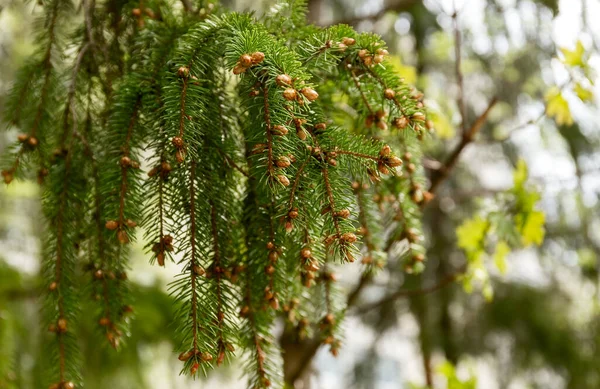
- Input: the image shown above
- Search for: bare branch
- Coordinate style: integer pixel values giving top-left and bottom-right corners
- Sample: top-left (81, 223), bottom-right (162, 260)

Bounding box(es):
top-left (353, 265), bottom-right (467, 315)
top-left (427, 97), bottom-right (498, 197)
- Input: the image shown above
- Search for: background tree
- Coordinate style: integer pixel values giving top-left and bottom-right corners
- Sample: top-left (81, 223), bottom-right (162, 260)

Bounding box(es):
top-left (0, 0), bottom-right (598, 389)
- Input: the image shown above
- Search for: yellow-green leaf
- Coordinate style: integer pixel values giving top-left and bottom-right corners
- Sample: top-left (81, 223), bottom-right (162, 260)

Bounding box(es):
top-left (575, 83), bottom-right (594, 102)
top-left (513, 159), bottom-right (528, 189)
top-left (545, 87), bottom-right (573, 125)
top-left (386, 55), bottom-right (417, 85)
top-left (560, 41), bottom-right (585, 68)
top-left (428, 109), bottom-right (455, 139)
top-left (516, 211), bottom-right (546, 246)
top-left (456, 217), bottom-right (489, 252)
top-left (482, 283), bottom-right (494, 302)
top-left (493, 241), bottom-right (510, 274)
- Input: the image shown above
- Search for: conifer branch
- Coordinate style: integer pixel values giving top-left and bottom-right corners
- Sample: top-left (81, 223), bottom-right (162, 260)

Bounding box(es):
top-left (210, 202), bottom-right (227, 363)
top-left (189, 162), bottom-right (200, 354)
top-left (262, 84), bottom-right (275, 177)
top-left (350, 68), bottom-right (375, 115)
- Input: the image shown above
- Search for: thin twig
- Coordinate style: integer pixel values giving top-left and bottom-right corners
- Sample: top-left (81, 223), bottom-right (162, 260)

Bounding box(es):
top-left (354, 265), bottom-right (466, 315)
top-left (427, 97), bottom-right (497, 197)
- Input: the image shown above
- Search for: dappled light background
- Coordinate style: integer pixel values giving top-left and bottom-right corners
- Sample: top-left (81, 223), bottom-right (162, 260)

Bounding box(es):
top-left (1, 0), bottom-right (599, 388)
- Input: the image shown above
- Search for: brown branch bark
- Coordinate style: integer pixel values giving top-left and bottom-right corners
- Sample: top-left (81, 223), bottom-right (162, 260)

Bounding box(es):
top-left (354, 264), bottom-right (466, 315)
top-left (427, 97), bottom-right (497, 197)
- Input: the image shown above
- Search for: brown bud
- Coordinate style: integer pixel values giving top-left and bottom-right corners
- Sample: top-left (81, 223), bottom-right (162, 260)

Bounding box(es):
top-left (240, 305), bottom-right (250, 317)
top-left (161, 161), bottom-right (172, 172)
top-left (283, 88), bottom-right (297, 101)
top-left (411, 112), bottom-right (426, 122)
top-left (251, 51), bottom-right (265, 64)
top-left (422, 191), bottom-right (435, 204)
top-left (384, 88), bottom-right (395, 99)
top-left (379, 145), bottom-right (391, 157)
top-left (275, 156), bottom-right (291, 168)
top-left (276, 74), bottom-right (292, 86)
top-left (265, 265), bottom-right (275, 275)
top-left (342, 37), bottom-right (356, 46)
top-left (17, 134), bottom-right (28, 142)
top-left (156, 252), bottom-right (165, 266)
top-left (300, 87), bottom-right (319, 101)
top-left (373, 54), bottom-right (385, 64)
top-left (251, 143), bottom-right (267, 154)
top-left (277, 174), bottom-right (290, 186)
top-left (314, 122), bottom-right (327, 131)
top-left (99, 317), bottom-right (111, 326)
top-left (296, 128), bottom-right (307, 140)
top-left (272, 125), bottom-right (288, 136)
top-left (239, 54), bottom-right (253, 67)
top-left (300, 248), bottom-right (311, 259)
top-left (393, 116), bottom-right (409, 129)
top-left (324, 313), bottom-right (335, 324)
top-left (132, 8), bottom-right (142, 16)
top-left (190, 362), bottom-right (200, 375)
top-left (217, 350), bottom-right (226, 366)
top-left (336, 209), bottom-right (350, 219)
top-left (328, 158), bottom-right (337, 167)
top-left (193, 265), bottom-right (205, 276)
top-left (172, 136), bottom-right (184, 148)
top-left (48, 324), bottom-right (57, 333)
top-left (324, 335), bottom-right (335, 344)
top-left (363, 56), bottom-right (373, 66)
top-left (175, 149), bottom-right (185, 163)
top-left (94, 269), bottom-right (104, 279)
top-left (49, 281), bottom-right (58, 291)
top-left (2, 170), bottom-right (13, 185)
top-left (178, 66), bottom-right (189, 78)
top-left (201, 352), bottom-right (213, 362)
top-left (120, 156), bottom-right (131, 167)
top-left (358, 49), bottom-right (368, 58)
top-left (414, 253), bottom-right (425, 262)
top-left (341, 232), bottom-right (357, 243)
top-left (125, 219), bottom-right (137, 228)
top-left (270, 297), bottom-right (280, 310)
top-left (306, 260), bottom-right (319, 272)
top-left (268, 250), bottom-right (279, 262)
top-left (117, 230), bottom-right (130, 244)
top-left (386, 156), bottom-right (403, 167)
top-left (57, 318), bottom-right (67, 332)
top-left (377, 162), bottom-right (389, 175)
top-left (285, 220), bottom-right (294, 233)
top-left (232, 64), bottom-right (247, 75)
top-left (266, 241), bottom-right (275, 250)
top-left (338, 43), bottom-right (347, 52)
top-left (28, 136), bottom-right (38, 147)
top-left (148, 167), bottom-right (159, 177)
top-left (63, 382), bottom-right (75, 389)
top-left (403, 152), bottom-right (412, 161)
top-left (178, 350), bottom-right (193, 361)
top-left (407, 163), bottom-right (416, 174)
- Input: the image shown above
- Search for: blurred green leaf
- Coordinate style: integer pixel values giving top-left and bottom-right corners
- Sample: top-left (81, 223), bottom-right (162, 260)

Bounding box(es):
top-left (494, 241), bottom-right (510, 275)
top-left (560, 41), bottom-right (586, 68)
top-left (545, 87), bottom-right (573, 126)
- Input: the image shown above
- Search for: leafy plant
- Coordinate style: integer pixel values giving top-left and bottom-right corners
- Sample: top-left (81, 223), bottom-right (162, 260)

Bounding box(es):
top-left (0, 0), bottom-right (432, 387)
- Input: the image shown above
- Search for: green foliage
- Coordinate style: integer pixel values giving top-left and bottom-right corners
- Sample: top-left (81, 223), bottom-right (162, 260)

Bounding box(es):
top-left (0, 0), bottom-right (430, 387)
top-left (456, 160), bottom-right (545, 299)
